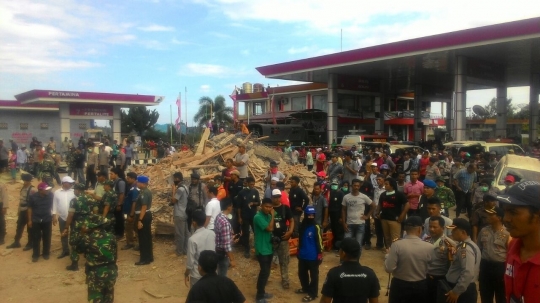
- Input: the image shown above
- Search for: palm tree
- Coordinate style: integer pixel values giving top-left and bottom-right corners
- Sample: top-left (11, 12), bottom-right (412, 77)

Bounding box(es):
top-left (193, 95), bottom-right (234, 128)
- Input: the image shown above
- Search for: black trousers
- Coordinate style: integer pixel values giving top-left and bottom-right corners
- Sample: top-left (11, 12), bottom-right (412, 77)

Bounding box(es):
top-left (137, 212), bottom-right (153, 262)
top-left (328, 211), bottom-right (344, 249)
top-left (13, 210), bottom-right (32, 245)
top-left (114, 208), bottom-right (125, 238)
top-left (479, 259), bottom-right (506, 303)
top-left (240, 218), bottom-right (254, 252)
top-left (256, 254), bottom-right (273, 299)
top-left (426, 274), bottom-right (446, 303)
top-left (374, 218), bottom-right (385, 248)
top-left (298, 259), bottom-right (320, 298)
top-left (231, 208), bottom-right (241, 235)
top-left (0, 203), bottom-right (6, 242)
top-left (389, 278), bottom-right (427, 303)
top-left (444, 282), bottom-right (477, 303)
top-left (86, 165), bottom-right (97, 189)
top-left (31, 221), bottom-right (52, 259)
top-left (362, 205), bottom-right (371, 246)
top-left (455, 190), bottom-right (472, 218)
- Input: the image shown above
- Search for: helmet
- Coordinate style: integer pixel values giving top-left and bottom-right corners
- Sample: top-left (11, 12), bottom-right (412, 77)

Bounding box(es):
top-left (380, 164), bottom-right (390, 170)
top-left (73, 183), bottom-right (86, 190)
top-left (304, 206), bottom-right (316, 215)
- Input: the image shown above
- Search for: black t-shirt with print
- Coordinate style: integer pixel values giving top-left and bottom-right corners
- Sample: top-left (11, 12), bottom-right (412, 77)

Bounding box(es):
top-left (379, 191), bottom-right (407, 221)
top-left (272, 204), bottom-right (293, 237)
top-left (321, 261), bottom-right (380, 303)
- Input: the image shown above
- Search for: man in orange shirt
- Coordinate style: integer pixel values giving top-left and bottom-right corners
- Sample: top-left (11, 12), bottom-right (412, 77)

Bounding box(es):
top-left (214, 176), bottom-right (227, 201)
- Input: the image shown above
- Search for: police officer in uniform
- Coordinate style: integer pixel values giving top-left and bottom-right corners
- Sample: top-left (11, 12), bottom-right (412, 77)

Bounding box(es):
top-left (477, 207), bottom-right (510, 303)
top-left (444, 218), bottom-right (481, 303)
top-left (425, 216), bottom-right (456, 303)
top-left (384, 216), bottom-right (433, 303)
top-left (62, 183), bottom-right (94, 271)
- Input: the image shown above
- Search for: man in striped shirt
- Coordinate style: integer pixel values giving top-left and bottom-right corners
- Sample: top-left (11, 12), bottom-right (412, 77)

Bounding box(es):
top-left (214, 198), bottom-right (237, 277)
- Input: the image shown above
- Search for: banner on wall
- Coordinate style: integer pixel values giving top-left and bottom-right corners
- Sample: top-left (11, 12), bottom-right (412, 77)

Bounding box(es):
top-left (69, 104), bottom-right (113, 116)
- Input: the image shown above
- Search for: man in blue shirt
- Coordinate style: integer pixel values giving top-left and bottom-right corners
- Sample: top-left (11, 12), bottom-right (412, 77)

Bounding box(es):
top-left (453, 164), bottom-right (477, 218)
top-left (296, 206), bottom-right (323, 302)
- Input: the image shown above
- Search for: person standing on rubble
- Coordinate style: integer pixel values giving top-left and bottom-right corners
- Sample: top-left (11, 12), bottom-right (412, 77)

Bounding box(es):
top-left (233, 143), bottom-right (249, 183)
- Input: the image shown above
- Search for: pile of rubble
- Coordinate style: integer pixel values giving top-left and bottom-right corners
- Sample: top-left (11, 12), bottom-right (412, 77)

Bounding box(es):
top-left (130, 129), bottom-right (317, 234)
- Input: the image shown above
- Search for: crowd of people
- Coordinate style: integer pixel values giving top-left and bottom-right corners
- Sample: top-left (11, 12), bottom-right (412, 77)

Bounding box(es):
top-left (1, 136), bottom-right (540, 303)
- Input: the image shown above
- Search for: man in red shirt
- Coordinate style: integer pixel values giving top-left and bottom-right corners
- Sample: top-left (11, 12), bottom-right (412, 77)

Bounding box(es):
top-left (315, 149), bottom-right (326, 173)
top-left (496, 181), bottom-right (540, 303)
top-left (419, 151), bottom-right (430, 181)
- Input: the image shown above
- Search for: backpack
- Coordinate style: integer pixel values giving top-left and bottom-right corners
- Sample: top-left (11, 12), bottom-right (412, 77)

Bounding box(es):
top-left (186, 183), bottom-right (203, 215)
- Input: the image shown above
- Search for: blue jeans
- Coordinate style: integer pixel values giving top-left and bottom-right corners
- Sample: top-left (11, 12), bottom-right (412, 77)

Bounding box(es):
top-left (345, 224), bottom-right (365, 255)
top-left (217, 254), bottom-right (230, 277)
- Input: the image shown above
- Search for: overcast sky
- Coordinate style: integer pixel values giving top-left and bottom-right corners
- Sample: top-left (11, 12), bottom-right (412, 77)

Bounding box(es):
top-left (1, 0), bottom-right (539, 124)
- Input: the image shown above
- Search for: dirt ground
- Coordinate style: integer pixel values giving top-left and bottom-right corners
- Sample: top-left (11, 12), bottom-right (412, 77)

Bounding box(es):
top-left (1, 176), bottom-right (462, 303)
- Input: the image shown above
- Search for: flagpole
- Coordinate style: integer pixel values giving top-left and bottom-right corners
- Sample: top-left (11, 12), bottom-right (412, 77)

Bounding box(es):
top-left (185, 87), bottom-right (188, 145)
top-left (170, 104), bottom-right (173, 145)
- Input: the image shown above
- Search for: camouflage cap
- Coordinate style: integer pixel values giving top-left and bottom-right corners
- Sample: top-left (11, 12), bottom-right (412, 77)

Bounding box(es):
top-left (73, 183), bottom-right (86, 190)
top-left (76, 214), bottom-right (109, 230)
top-left (103, 180), bottom-right (114, 187)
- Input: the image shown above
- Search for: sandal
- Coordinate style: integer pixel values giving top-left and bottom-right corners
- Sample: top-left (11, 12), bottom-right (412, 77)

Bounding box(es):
top-left (302, 295), bottom-right (317, 302)
top-left (295, 289), bottom-right (307, 294)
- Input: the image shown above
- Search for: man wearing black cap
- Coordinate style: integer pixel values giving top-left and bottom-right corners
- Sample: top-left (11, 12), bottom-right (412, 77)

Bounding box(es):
top-left (496, 181), bottom-right (540, 303)
top-left (7, 173), bottom-right (37, 249)
top-left (385, 216), bottom-right (433, 303)
top-left (477, 207), bottom-right (509, 303)
top-left (444, 218), bottom-right (480, 303)
top-left (320, 237), bottom-right (380, 303)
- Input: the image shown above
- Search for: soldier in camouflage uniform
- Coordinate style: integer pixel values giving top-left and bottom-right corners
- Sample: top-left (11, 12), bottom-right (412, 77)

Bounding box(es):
top-left (97, 180), bottom-right (117, 233)
top-left (62, 183), bottom-right (95, 271)
top-left (75, 214), bottom-right (118, 303)
top-left (38, 153), bottom-right (57, 186)
top-left (435, 177), bottom-right (456, 217)
top-left (65, 147), bottom-right (76, 180)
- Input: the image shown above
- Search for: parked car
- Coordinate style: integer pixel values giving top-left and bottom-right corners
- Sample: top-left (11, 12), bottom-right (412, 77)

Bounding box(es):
top-left (492, 154), bottom-right (540, 192)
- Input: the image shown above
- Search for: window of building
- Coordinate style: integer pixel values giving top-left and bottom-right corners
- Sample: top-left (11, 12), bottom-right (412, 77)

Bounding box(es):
top-left (253, 102), bottom-right (264, 115)
top-left (291, 96), bottom-right (306, 111)
top-left (313, 95), bottom-right (327, 111)
top-left (79, 123), bottom-right (87, 129)
top-left (20, 123), bottom-right (28, 130)
top-left (0, 122), bottom-right (7, 130)
top-left (40, 123), bottom-right (49, 130)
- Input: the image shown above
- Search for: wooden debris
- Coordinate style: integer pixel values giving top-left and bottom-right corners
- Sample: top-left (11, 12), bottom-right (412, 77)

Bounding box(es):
top-left (132, 132), bottom-right (317, 236)
top-left (144, 289), bottom-right (171, 299)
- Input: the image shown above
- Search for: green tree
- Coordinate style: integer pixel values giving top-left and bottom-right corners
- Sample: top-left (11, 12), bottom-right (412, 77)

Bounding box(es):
top-left (121, 106), bottom-right (160, 135)
top-left (482, 97), bottom-right (516, 118)
top-left (193, 95), bottom-right (233, 128)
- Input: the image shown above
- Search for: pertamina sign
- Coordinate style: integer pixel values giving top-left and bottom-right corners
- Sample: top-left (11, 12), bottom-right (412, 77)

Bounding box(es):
top-left (48, 91), bottom-right (80, 97)
top-left (69, 104), bottom-right (113, 117)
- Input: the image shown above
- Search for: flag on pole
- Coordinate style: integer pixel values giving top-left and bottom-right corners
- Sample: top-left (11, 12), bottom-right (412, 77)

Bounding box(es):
top-left (175, 93), bottom-right (181, 131)
top-left (229, 86), bottom-right (238, 121)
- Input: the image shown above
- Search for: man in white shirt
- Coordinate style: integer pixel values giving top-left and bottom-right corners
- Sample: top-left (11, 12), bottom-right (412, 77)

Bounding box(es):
top-left (185, 210), bottom-right (216, 287)
top-left (52, 176), bottom-right (76, 259)
top-left (204, 186), bottom-right (221, 230)
top-left (17, 145), bottom-right (28, 171)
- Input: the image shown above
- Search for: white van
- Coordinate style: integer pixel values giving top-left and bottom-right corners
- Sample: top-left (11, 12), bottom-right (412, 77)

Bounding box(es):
top-left (492, 154), bottom-right (540, 191)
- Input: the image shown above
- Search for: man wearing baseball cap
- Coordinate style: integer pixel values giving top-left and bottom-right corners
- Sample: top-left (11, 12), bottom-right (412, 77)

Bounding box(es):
top-left (443, 218), bottom-right (480, 303)
top-left (496, 181), bottom-right (540, 303)
top-left (27, 182), bottom-right (54, 262)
